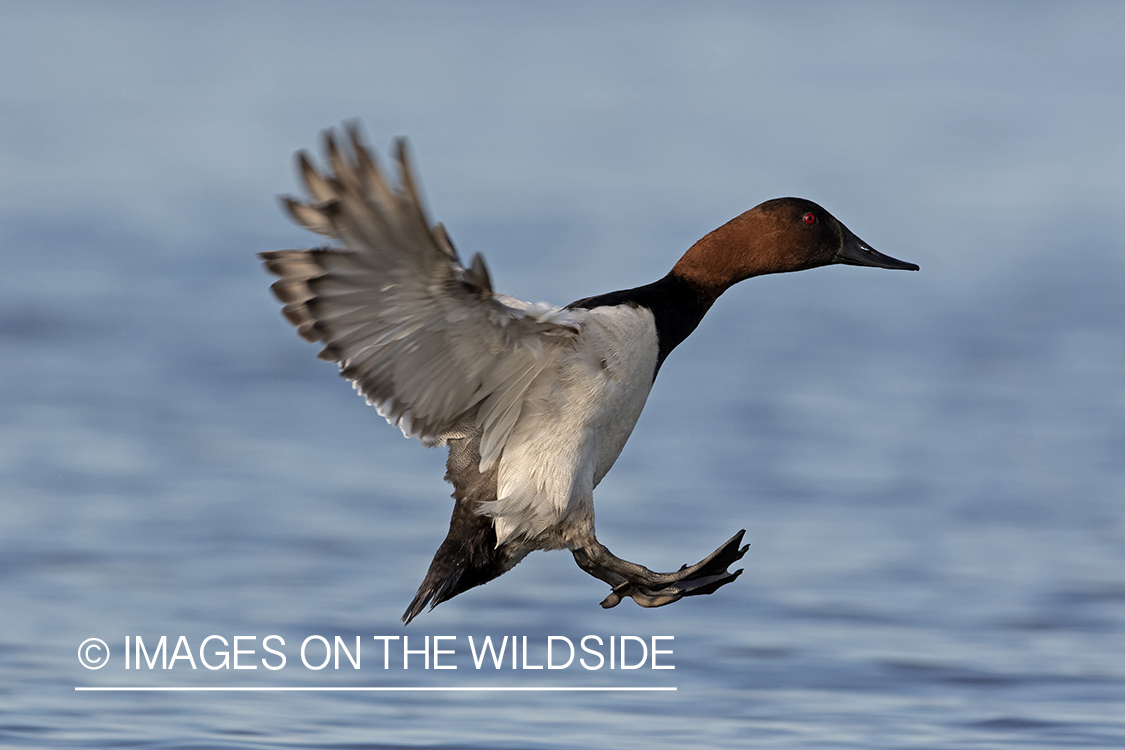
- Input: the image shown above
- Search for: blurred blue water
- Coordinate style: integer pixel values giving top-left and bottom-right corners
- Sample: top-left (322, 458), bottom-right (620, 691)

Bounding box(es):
top-left (2, 2), bottom-right (1124, 748)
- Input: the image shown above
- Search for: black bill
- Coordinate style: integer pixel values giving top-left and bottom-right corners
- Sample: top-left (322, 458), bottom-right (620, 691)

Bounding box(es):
top-left (836, 225), bottom-right (919, 271)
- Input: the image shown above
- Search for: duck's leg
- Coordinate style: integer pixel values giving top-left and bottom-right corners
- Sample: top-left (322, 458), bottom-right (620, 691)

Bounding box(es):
top-left (571, 530), bottom-right (748, 609)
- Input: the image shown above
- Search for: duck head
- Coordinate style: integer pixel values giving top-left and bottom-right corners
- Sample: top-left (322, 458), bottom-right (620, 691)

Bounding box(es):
top-left (672, 197), bottom-right (918, 300)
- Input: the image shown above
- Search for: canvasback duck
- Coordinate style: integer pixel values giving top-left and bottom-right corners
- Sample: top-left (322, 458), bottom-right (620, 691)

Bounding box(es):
top-left (261, 124), bottom-right (919, 624)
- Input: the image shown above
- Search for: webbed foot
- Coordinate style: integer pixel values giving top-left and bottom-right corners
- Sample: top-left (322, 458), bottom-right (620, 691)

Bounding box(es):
top-left (571, 530), bottom-right (748, 609)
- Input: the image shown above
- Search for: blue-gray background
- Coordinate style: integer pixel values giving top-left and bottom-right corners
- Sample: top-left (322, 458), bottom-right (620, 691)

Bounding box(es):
top-left (2, 2), bottom-right (1123, 748)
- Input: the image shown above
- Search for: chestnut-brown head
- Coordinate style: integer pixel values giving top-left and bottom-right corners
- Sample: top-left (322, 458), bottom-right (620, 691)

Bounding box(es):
top-left (672, 197), bottom-right (918, 300)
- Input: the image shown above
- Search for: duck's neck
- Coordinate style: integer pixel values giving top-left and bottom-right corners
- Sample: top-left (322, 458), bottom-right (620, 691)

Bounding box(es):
top-left (644, 272), bottom-right (715, 369)
top-left (671, 211), bottom-right (795, 299)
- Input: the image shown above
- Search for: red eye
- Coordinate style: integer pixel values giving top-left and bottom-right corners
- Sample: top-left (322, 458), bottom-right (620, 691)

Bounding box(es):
top-left (803, 213), bottom-right (816, 225)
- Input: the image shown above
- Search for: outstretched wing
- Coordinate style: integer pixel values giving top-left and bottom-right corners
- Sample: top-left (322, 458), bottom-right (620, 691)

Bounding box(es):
top-left (261, 124), bottom-right (580, 470)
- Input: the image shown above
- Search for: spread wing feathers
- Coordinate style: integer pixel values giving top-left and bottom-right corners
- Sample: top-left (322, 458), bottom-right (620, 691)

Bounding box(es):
top-left (261, 124), bottom-right (580, 469)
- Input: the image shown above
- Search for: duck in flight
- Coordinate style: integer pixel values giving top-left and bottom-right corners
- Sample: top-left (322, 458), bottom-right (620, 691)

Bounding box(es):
top-left (261, 124), bottom-right (919, 624)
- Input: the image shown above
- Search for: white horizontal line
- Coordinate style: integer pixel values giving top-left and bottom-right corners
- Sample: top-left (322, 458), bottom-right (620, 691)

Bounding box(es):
top-left (75, 686), bottom-right (676, 692)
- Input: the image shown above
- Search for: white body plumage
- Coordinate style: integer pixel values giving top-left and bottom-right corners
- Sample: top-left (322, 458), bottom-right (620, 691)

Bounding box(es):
top-left (484, 303), bottom-right (659, 547)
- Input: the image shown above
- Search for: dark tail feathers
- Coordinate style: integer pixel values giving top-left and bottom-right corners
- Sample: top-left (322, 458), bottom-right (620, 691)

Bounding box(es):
top-left (402, 501), bottom-right (521, 624)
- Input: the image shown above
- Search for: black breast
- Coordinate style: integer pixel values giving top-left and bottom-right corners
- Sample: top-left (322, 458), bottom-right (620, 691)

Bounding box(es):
top-left (567, 272), bottom-right (714, 376)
